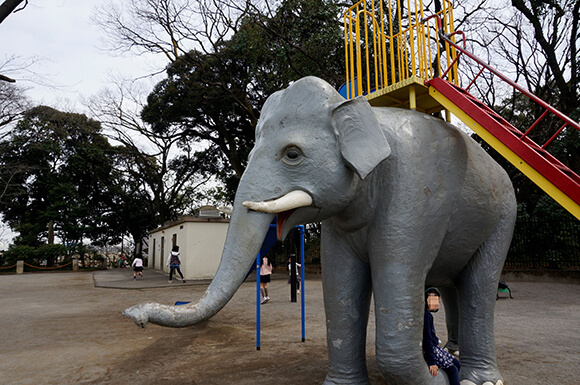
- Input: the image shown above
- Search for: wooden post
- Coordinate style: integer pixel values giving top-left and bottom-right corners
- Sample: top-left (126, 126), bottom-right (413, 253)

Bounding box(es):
top-left (72, 258), bottom-right (79, 271)
top-left (16, 260), bottom-right (23, 274)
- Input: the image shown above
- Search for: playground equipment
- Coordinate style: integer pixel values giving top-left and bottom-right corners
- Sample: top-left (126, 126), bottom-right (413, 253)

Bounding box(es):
top-left (343, 0), bottom-right (580, 219)
top-left (255, 223), bottom-right (306, 350)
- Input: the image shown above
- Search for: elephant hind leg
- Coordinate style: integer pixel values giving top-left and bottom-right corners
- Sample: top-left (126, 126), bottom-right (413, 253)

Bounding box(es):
top-left (456, 204), bottom-right (516, 385)
top-left (439, 286), bottom-right (460, 355)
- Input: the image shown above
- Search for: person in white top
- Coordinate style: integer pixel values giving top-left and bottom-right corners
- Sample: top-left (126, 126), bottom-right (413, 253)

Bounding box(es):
top-left (288, 257), bottom-right (301, 295)
top-left (131, 255), bottom-right (144, 281)
top-left (259, 254), bottom-right (273, 304)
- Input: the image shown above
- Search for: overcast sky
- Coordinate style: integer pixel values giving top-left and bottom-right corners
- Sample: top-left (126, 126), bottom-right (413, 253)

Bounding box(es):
top-left (1, 0), bottom-right (167, 111)
top-left (0, 0), bottom-right (173, 247)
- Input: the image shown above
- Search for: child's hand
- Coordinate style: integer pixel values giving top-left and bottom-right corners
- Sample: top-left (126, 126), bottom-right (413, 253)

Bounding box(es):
top-left (429, 365), bottom-right (438, 376)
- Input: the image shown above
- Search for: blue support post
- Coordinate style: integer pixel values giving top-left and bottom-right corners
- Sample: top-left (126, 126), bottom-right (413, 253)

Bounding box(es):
top-left (299, 225), bottom-right (306, 342)
top-left (256, 251), bottom-right (261, 350)
top-left (254, 224), bottom-right (306, 349)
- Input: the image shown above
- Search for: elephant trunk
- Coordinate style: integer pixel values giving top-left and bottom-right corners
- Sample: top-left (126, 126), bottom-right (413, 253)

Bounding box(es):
top-left (123, 199), bottom-right (274, 328)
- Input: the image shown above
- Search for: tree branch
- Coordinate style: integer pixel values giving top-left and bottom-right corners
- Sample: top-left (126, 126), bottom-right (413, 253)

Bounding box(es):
top-left (0, 0), bottom-right (26, 24)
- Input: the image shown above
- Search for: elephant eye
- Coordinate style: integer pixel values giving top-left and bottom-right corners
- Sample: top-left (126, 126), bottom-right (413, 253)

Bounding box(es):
top-left (282, 146), bottom-right (304, 165)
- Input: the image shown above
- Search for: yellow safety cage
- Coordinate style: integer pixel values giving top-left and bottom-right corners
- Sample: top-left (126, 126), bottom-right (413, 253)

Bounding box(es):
top-left (344, 0), bottom-right (458, 114)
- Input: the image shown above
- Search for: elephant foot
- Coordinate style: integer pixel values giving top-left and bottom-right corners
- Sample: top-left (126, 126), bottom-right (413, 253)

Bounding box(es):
top-left (444, 342), bottom-right (460, 357)
top-left (460, 365), bottom-right (504, 385)
top-left (460, 381), bottom-right (503, 385)
top-left (322, 374), bottom-right (371, 385)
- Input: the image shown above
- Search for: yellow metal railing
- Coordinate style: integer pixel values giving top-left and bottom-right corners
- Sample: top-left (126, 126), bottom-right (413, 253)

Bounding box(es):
top-left (344, 0), bottom-right (458, 100)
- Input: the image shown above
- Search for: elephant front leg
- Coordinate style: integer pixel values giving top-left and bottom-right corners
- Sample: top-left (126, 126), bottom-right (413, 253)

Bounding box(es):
top-left (321, 234), bottom-right (372, 385)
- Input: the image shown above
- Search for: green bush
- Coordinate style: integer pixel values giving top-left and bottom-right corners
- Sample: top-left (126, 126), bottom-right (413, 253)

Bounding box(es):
top-left (36, 244), bottom-right (69, 266)
top-left (2, 245), bottom-right (37, 266)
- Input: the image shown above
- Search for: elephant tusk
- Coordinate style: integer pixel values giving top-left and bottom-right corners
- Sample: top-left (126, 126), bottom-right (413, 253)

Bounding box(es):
top-left (242, 190), bottom-right (313, 213)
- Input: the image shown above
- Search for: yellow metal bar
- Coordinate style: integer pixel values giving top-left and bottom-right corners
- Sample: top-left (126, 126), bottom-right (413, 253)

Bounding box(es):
top-left (430, 86), bottom-right (580, 220)
top-left (380, 0), bottom-right (387, 88)
top-left (403, 31), bottom-right (409, 79)
top-left (355, 10), bottom-right (363, 97)
top-left (418, 0), bottom-right (428, 79)
top-left (407, 0), bottom-right (416, 74)
top-left (426, 22), bottom-right (434, 78)
top-left (347, 12), bottom-right (355, 98)
top-left (370, 0), bottom-right (379, 91)
top-left (361, 3), bottom-right (371, 94)
top-left (343, 13), bottom-right (350, 99)
top-left (445, 0), bottom-right (458, 85)
top-left (389, 0), bottom-right (396, 84)
top-left (349, 14), bottom-right (356, 98)
top-left (342, 0), bottom-right (457, 101)
top-left (409, 85), bottom-right (417, 110)
top-left (397, 0), bottom-right (403, 82)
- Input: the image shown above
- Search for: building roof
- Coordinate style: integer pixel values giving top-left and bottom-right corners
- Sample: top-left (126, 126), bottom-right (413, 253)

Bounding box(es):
top-left (149, 214), bottom-right (230, 235)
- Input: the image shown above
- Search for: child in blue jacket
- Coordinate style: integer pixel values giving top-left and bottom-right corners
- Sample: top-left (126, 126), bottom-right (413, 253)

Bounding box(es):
top-left (423, 287), bottom-right (461, 385)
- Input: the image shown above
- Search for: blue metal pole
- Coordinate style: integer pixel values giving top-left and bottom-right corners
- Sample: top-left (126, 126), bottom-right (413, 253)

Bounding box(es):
top-left (256, 251), bottom-right (261, 350)
top-left (299, 225), bottom-right (306, 342)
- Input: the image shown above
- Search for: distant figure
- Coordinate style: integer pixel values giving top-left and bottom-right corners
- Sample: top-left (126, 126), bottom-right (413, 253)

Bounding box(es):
top-left (118, 253), bottom-right (127, 269)
top-left (260, 254), bottom-right (273, 304)
top-left (166, 245), bottom-right (185, 283)
top-left (423, 287), bottom-right (461, 385)
top-left (287, 257), bottom-right (301, 295)
top-left (132, 254), bottom-right (144, 280)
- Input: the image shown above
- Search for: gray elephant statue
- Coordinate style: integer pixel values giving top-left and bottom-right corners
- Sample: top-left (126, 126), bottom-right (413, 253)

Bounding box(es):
top-left (124, 77), bottom-right (516, 385)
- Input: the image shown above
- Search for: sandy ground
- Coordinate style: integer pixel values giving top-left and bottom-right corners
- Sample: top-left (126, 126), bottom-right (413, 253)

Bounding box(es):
top-left (0, 269), bottom-right (579, 385)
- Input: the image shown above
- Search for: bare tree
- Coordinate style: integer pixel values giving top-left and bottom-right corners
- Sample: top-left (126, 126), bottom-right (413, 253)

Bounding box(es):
top-left (456, 0), bottom-right (579, 117)
top-left (0, 81), bottom-right (30, 133)
top-left (93, 0), bottom-right (246, 63)
top-left (92, 0), bottom-right (255, 179)
top-left (87, 79), bottom-right (216, 224)
top-left (0, 0), bottom-right (28, 82)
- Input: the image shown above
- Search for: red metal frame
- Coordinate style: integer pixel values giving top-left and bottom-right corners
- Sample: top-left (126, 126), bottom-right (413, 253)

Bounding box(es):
top-left (430, 78), bottom-right (580, 205)
top-left (422, 14), bottom-right (580, 209)
top-left (423, 14), bottom-right (580, 142)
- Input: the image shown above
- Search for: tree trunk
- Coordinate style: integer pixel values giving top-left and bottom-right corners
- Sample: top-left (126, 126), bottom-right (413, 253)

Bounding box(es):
top-left (47, 220), bottom-right (54, 244)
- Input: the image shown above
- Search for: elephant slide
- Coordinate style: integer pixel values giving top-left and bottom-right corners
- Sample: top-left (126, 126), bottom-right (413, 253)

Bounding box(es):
top-left (124, 77), bottom-right (516, 385)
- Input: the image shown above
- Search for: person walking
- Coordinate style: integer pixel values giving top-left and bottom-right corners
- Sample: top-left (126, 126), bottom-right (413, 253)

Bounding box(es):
top-left (166, 245), bottom-right (186, 283)
top-left (287, 257), bottom-right (302, 296)
top-left (260, 254), bottom-right (273, 304)
top-left (131, 254), bottom-right (144, 280)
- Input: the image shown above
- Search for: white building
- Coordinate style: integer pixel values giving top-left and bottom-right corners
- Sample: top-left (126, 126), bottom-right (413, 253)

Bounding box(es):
top-left (148, 208), bottom-right (230, 280)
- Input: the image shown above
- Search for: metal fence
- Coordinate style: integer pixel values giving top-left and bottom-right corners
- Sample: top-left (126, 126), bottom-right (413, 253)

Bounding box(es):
top-left (505, 217), bottom-right (580, 270)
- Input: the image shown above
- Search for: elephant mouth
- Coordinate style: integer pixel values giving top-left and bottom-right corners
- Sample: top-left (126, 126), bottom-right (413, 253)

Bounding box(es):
top-left (276, 209), bottom-right (295, 239)
top-left (243, 190), bottom-right (313, 239)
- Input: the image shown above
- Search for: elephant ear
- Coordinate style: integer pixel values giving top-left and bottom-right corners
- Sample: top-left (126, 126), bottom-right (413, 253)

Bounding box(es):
top-left (331, 96), bottom-right (391, 180)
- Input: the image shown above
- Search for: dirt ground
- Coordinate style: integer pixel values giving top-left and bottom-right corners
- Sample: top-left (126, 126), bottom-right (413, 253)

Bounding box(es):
top-left (0, 269), bottom-right (579, 385)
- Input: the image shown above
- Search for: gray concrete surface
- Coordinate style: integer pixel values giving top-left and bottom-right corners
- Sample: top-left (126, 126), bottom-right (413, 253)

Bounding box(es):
top-left (0, 268), bottom-right (578, 384)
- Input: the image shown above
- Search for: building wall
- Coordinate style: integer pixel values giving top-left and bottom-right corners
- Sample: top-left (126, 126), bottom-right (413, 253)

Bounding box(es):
top-left (148, 217), bottom-right (229, 280)
top-left (182, 221), bottom-right (229, 279)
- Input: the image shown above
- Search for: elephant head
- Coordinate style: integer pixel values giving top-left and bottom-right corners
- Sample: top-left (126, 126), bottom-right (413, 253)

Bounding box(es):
top-left (123, 76), bottom-right (391, 328)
